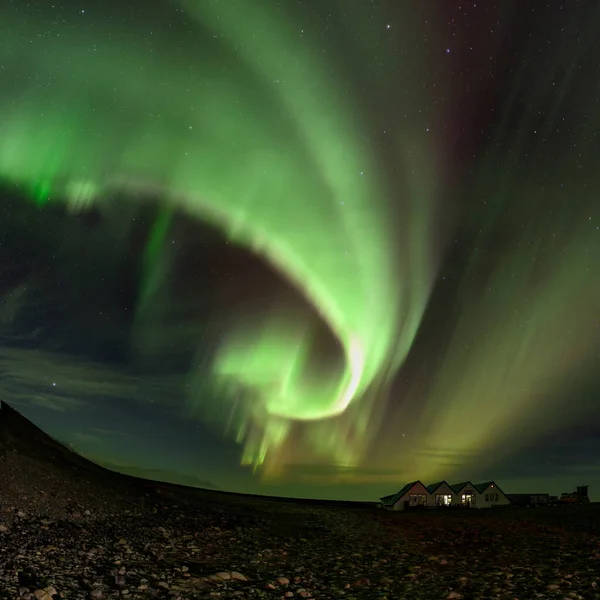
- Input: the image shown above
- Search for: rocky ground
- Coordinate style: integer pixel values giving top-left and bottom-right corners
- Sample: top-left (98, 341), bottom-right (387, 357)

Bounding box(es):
top-left (1, 402), bottom-right (600, 599)
top-left (2, 478), bottom-right (600, 600)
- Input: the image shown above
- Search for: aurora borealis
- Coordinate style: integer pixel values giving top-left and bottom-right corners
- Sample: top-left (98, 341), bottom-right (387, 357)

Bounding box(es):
top-left (0, 0), bottom-right (598, 501)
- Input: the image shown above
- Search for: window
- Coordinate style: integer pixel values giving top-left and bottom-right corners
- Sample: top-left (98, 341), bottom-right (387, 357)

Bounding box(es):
top-left (435, 494), bottom-right (452, 506)
top-left (408, 494), bottom-right (427, 506)
top-left (485, 493), bottom-right (500, 502)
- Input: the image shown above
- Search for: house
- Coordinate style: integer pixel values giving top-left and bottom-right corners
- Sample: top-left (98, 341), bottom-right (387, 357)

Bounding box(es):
top-left (450, 481), bottom-right (478, 507)
top-left (380, 480), bottom-right (431, 510)
top-left (427, 481), bottom-right (454, 507)
top-left (473, 481), bottom-right (511, 508)
top-left (381, 479), bottom-right (513, 510)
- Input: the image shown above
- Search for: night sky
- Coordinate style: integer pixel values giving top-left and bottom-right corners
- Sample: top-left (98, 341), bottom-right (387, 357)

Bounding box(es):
top-left (0, 0), bottom-right (598, 501)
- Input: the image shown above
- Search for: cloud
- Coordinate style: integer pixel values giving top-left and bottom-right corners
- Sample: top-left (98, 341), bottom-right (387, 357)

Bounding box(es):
top-left (88, 427), bottom-right (125, 437)
top-left (0, 346), bottom-right (183, 412)
top-left (2, 388), bottom-right (88, 413)
top-left (72, 431), bottom-right (105, 446)
top-left (270, 463), bottom-right (411, 485)
top-left (69, 428), bottom-right (124, 449)
top-left (0, 282), bottom-right (29, 325)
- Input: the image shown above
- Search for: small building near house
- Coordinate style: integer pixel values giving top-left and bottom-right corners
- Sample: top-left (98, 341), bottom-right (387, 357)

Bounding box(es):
top-left (506, 493), bottom-right (550, 507)
top-left (473, 481), bottom-right (511, 508)
top-left (380, 480), bottom-right (430, 511)
top-left (427, 481), bottom-right (454, 507)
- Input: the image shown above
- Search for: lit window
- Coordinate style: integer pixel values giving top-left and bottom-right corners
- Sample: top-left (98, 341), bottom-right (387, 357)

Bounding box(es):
top-left (408, 494), bottom-right (427, 506)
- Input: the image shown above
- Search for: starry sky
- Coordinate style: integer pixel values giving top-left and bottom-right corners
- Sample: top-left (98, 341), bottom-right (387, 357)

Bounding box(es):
top-left (0, 0), bottom-right (598, 501)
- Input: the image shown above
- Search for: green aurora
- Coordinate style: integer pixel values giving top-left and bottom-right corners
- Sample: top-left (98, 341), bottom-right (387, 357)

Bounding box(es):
top-left (0, 1), bottom-right (438, 471)
top-left (1, 0), bottom-right (598, 490)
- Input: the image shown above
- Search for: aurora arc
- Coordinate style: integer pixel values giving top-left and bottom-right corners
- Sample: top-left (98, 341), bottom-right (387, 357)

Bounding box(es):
top-left (0, 2), bottom-right (437, 467)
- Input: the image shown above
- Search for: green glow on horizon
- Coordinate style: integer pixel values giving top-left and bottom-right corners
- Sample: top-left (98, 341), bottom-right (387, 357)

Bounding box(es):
top-left (0, 1), bottom-right (437, 470)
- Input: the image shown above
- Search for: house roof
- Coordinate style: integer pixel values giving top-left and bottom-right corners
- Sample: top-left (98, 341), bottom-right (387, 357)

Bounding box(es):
top-left (473, 480), bottom-right (509, 498)
top-left (426, 480), bottom-right (450, 493)
top-left (381, 479), bottom-right (512, 504)
top-left (473, 481), bottom-right (494, 494)
top-left (380, 480), bottom-right (425, 505)
top-left (450, 481), bottom-right (475, 493)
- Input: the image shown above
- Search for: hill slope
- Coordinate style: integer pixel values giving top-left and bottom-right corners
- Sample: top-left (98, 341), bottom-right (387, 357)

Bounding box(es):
top-left (0, 400), bottom-right (158, 518)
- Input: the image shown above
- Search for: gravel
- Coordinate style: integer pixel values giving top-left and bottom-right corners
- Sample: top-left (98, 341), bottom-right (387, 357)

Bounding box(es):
top-left (1, 406), bottom-right (600, 599)
top-left (3, 480), bottom-right (600, 600)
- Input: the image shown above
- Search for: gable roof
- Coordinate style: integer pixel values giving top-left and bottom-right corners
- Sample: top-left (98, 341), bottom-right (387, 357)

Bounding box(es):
top-left (381, 479), bottom-right (512, 504)
top-left (473, 481), bottom-right (494, 494)
top-left (380, 480), bottom-right (426, 505)
top-left (426, 480), bottom-right (451, 493)
top-left (473, 480), bottom-right (509, 497)
top-left (450, 481), bottom-right (475, 494)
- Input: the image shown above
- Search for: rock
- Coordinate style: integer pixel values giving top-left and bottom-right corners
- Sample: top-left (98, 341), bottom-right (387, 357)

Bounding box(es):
top-left (1, 407), bottom-right (600, 600)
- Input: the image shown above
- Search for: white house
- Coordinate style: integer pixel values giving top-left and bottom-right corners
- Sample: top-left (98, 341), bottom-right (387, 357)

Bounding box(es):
top-left (426, 481), bottom-right (454, 507)
top-left (380, 480), bottom-right (431, 511)
top-left (381, 479), bottom-right (512, 510)
top-left (450, 481), bottom-right (478, 507)
top-left (473, 481), bottom-right (511, 508)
